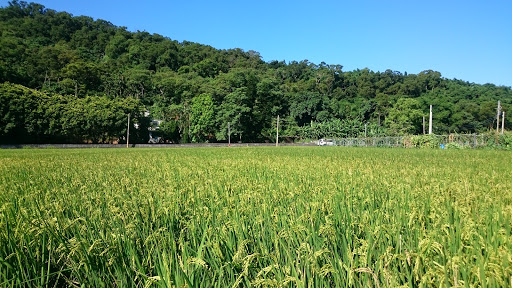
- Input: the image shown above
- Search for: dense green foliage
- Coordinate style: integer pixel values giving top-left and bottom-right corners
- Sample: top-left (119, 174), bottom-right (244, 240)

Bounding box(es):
top-left (1, 147), bottom-right (511, 286)
top-left (0, 1), bottom-right (511, 143)
top-left (0, 82), bottom-right (145, 143)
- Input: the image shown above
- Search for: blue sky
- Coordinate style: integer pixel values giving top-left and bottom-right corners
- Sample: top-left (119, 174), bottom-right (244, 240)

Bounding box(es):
top-left (2, 0), bottom-right (511, 87)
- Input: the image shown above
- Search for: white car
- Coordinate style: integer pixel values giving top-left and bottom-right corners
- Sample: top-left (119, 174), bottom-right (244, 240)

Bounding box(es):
top-left (318, 138), bottom-right (336, 146)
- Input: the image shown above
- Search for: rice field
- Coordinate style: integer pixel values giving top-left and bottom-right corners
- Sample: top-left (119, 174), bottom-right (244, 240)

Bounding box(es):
top-left (0, 147), bottom-right (511, 287)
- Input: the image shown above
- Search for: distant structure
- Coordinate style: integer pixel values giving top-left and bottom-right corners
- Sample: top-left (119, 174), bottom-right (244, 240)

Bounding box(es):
top-left (429, 105), bottom-right (433, 134)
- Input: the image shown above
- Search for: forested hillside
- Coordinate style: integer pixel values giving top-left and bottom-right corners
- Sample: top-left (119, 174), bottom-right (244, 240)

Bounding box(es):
top-left (1, 1), bottom-right (510, 144)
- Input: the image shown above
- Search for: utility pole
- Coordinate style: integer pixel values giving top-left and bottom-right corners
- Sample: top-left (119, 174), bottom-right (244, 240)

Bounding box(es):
top-left (276, 115), bottom-right (279, 147)
top-left (423, 116), bottom-right (426, 135)
top-left (364, 123), bottom-right (367, 138)
top-left (502, 111), bottom-right (505, 134)
top-left (126, 114), bottom-right (130, 148)
top-left (428, 105), bottom-right (433, 135)
top-left (496, 100), bottom-right (501, 134)
top-left (228, 122), bottom-right (231, 146)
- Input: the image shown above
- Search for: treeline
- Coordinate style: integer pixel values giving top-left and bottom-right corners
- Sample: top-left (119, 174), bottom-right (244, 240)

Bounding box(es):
top-left (0, 1), bottom-right (511, 144)
top-left (0, 83), bottom-right (144, 143)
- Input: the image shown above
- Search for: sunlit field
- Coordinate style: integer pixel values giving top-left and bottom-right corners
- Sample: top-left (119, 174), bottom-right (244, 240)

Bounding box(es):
top-left (1, 147), bottom-right (511, 287)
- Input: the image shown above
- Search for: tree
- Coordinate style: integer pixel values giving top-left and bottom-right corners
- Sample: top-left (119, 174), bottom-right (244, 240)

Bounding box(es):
top-left (215, 88), bottom-right (251, 142)
top-left (289, 92), bottom-right (322, 126)
top-left (123, 68), bottom-right (152, 99)
top-left (385, 98), bottom-right (424, 135)
top-left (60, 61), bottom-right (101, 96)
top-left (190, 93), bottom-right (215, 142)
top-left (0, 82), bottom-right (48, 143)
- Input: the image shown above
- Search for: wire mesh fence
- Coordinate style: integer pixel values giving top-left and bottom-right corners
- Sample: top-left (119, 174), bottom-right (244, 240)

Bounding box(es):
top-left (334, 136), bottom-right (404, 147)
top-left (330, 134), bottom-right (497, 148)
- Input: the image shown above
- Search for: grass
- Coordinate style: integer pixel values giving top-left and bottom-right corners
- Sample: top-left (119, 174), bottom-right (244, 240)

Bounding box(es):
top-left (0, 147), bottom-right (511, 287)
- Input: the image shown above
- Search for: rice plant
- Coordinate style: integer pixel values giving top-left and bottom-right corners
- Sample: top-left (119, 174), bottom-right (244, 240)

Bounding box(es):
top-left (0, 147), bottom-right (511, 287)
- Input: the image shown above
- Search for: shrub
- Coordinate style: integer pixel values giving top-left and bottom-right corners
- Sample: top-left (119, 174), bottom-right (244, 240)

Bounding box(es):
top-left (445, 142), bottom-right (465, 149)
top-left (499, 132), bottom-right (512, 149)
top-left (410, 134), bottom-right (441, 148)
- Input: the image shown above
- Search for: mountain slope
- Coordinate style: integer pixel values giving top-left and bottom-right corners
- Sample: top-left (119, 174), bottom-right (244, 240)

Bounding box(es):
top-left (0, 1), bottom-right (510, 143)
